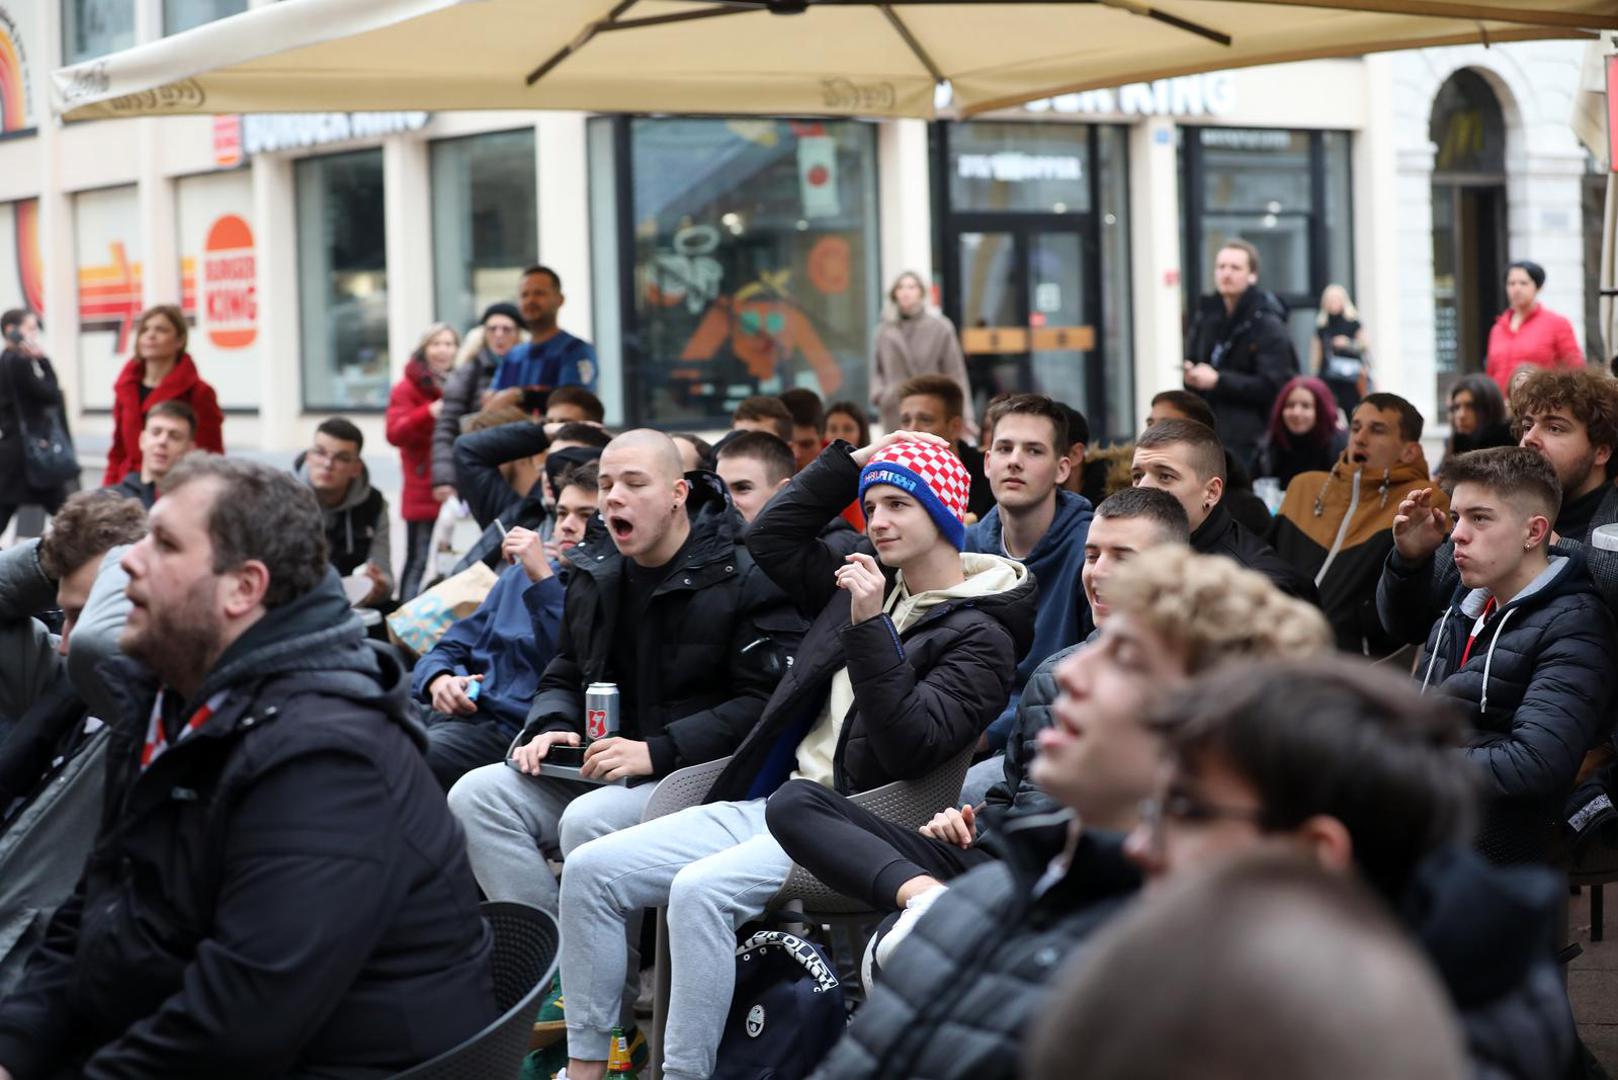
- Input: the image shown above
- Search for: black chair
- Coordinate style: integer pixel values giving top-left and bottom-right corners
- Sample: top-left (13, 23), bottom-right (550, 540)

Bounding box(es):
top-left (393, 902), bottom-right (559, 1080)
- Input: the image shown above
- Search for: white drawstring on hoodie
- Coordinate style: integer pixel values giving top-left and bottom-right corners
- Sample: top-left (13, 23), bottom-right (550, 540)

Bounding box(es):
top-left (1421, 603), bottom-right (1518, 714)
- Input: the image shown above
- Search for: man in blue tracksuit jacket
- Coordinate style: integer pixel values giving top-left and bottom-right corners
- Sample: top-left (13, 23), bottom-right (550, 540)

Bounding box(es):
top-left (490, 265), bottom-right (598, 392)
top-left (411, 461), bottom-right (598, 789)
top-left (963, 395), bottom-right (1092, 799)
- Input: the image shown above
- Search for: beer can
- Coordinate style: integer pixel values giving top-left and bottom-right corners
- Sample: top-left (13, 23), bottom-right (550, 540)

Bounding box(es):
top-left (585, 682), bottom-right (620, 741)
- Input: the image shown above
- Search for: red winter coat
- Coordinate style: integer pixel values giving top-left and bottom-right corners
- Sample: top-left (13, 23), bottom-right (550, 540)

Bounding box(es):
top-left (1486, 305), bottom-right (1582, 394)
top-left (103, 353), bottom-right (225, 486)
top-left (386, 357), bottom-right (446, 522)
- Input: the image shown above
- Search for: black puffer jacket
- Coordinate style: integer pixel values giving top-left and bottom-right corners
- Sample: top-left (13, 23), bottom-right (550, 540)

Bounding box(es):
top-left (1378, 483), bottom-right (1618, 642)
top-left (812, 814), bottom-right (1139, 1080)
top-left (1408, 547), bottom-right (1615, 863)
top-left (1402, 845), bottom-right (1576, 1080)
top-left (0, 572), bottom-right (497, 1079)
top-left (523, 471), bottom-right (803, 779)
top-left (1184, 287), bottom-right (1297, 470)
top-left (1192, 503), bottom-right (1320, 606)
top-left (722, 442), bottom-right (1038, 804)
top-left (978, 638), bottom-right (1088, 840)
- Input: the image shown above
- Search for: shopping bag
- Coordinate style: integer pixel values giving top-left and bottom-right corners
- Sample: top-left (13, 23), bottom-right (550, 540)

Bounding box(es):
top-left (385, 561), bottom-right (497, 658)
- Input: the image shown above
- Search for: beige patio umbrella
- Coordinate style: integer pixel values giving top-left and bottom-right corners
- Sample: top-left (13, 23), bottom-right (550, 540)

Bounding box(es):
top-left (53, 0), bottom-right (1614, 121)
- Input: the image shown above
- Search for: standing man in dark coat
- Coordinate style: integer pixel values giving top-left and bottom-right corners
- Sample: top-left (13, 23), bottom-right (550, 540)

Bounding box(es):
top-left (1183, 239), bottom-right (1298, 473)
top-left (0, 309), bottom-right (71, 534)
top-left (0, 455), bottom-right (497, 1079)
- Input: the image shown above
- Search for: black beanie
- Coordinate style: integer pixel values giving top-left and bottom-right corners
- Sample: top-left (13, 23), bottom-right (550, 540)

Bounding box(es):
top-left (481, 301), bottom-right (523, 327)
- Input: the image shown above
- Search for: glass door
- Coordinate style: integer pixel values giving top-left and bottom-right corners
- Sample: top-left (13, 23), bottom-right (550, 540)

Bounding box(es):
top-left (1027, 231), bottom-right (1093, 418)
top-left (952, 222), bottom-right (1097, 434)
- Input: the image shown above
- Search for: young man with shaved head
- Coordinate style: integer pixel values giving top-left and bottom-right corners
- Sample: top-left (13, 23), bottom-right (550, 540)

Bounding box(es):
top-left (447, 429), bottom-right (802, 1032)
top-left (1131, 418), bottom-right (1317, 603)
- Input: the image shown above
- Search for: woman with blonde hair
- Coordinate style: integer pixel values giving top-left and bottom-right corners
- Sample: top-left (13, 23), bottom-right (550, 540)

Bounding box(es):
top-left (870, 271), bottom-right (974, 434)
top-left (1311, 283), bottom-right (1370, 416)
top-left (388, 321), bottom-right (460, 600)
top-left (103, 304), bottom-right (224, 486)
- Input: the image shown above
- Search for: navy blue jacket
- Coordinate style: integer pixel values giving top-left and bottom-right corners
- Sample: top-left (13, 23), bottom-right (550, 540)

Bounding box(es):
top-left (489, 332), bottom-right (597, 391)
top-left (965, 490), bottom-right (1092, 750)
top-left (1409, 547), bottom-right (1616, 863)
top-left (411, 562), bottom-right (565, 737)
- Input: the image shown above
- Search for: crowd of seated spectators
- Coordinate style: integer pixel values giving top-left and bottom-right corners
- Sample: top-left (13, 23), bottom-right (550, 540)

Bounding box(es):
top-left (5, 276), bottom-right (1618, 1079)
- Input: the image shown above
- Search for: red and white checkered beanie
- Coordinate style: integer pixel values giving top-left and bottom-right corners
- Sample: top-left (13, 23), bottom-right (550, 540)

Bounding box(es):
top-left (858, 440), bottom-right (971, 550)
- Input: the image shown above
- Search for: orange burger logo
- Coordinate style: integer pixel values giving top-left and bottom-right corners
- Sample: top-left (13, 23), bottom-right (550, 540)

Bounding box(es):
top-left (202, 214), bottom-right (255, 349)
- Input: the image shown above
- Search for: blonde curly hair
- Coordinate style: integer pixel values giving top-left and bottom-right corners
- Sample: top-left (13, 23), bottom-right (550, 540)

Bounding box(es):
top-left (1103, 546), bottom-right (1331, 673)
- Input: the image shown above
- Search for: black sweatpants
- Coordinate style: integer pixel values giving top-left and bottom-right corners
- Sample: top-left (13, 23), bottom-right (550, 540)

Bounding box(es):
top-left (420, 710), bottom-right (514, 792)
top-left (764, 779), bottom-right (994, 913)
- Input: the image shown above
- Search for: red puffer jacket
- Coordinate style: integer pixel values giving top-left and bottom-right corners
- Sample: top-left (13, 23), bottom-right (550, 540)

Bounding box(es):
top-left (103, 353), bottom-right (224, 486)
top-left (386, 357), bottom-right (446, 523)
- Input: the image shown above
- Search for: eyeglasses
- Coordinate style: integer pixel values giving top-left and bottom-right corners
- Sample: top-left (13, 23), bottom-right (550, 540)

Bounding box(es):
top-left (1137, 791), bottom-right (1268, 849)
top-left (307, 446), bottom-right (359, 467)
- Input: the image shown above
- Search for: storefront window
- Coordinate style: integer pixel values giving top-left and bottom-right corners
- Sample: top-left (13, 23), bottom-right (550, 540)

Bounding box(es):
top-left (609, 118), bottom-right (880, 428)
top-left (164, 0), bottom-right (246, 35)
top-left (296, 149), bottom-right (388, 410)
top-left (74, 185), bottom-right (140, 410)
top-left (431, 128), bottom-right (538, 333)
top-left (63, 0), bottom-right (133, 64)
top-left (1183, 126), bottom-right (1355, 362)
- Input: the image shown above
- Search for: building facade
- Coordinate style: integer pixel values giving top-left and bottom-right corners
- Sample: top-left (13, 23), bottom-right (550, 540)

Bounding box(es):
top-left (0, 1), bottom-right (1603, 469)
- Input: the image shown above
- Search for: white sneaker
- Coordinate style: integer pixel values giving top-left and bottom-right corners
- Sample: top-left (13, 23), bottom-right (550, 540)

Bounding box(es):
top-left (863, 882), bottom-right (948, 992)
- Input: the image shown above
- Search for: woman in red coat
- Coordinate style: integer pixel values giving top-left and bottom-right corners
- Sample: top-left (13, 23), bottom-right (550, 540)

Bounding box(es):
top-left (1485, 260), bottom-right (1582, 394)
top-left (387, 322), bottom-right (458, 600)
top-left (103, 304), bottom-right (225, 486)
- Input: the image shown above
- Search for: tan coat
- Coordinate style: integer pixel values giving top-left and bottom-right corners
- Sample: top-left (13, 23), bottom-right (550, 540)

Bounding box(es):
top-left (870, 310), bottom-right (975, 434)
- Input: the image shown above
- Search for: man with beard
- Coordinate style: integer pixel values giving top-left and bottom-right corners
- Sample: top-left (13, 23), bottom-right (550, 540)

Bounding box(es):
top-left (0, 455), bottom-right (497, 1078)
top-left (490, 265), bottom-right (598, 392)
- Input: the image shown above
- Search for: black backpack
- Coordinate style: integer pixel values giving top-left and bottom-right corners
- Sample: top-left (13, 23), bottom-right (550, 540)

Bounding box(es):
top-left (713, 928), bottom-right (846, 1080)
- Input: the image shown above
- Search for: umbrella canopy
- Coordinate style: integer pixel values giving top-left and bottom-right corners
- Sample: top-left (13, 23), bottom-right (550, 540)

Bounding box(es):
top-left (52, 0), bottom-right (1611, 121)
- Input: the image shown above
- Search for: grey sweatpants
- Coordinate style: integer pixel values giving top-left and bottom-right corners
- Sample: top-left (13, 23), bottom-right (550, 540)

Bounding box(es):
top-left (447, 761), bottom-right (655, 911)
top-left (448, 763), bottom-right (656, 1029)
top-left (560, 798), bottom-right (793, 1080)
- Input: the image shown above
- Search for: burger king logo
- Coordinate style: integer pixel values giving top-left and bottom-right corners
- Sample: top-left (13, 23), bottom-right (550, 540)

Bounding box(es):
top-left (202, 214), bottom-right (256, 349)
